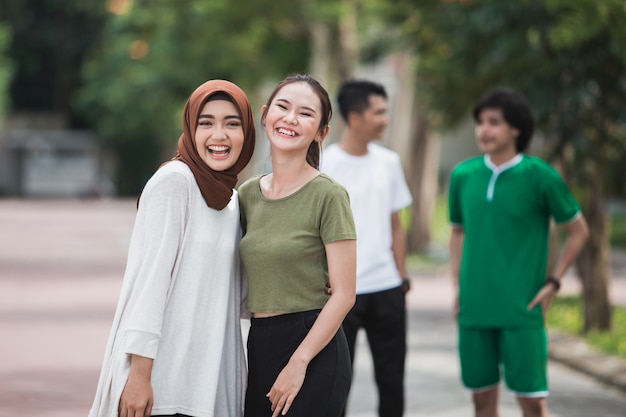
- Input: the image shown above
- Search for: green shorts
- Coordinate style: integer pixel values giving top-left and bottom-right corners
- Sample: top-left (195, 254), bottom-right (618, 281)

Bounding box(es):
top-left (458, 326), bottom-right (548, 396)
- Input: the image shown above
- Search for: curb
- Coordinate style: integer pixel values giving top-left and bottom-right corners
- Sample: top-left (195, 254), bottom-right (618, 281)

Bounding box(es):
top-left (548, 329), bottom-right (626, 394)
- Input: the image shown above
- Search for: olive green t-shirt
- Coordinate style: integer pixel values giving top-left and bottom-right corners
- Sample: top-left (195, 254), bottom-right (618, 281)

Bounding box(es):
top-left (448, 155), bottom-right (580, 328)
top-left (238, 174), bottom-right (356, 314)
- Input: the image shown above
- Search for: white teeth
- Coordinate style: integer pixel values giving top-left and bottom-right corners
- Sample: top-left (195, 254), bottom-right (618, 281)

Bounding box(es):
top-left (278, 128), bottom-right (295, 136)
top-left (208, 145), bottom-right (230, 155)
top-left (209, 145), bottom-right (229, 151)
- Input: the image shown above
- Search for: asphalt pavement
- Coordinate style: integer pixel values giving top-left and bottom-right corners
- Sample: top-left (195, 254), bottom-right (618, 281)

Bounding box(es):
top-left (1, 199), bottom-right (625, 417)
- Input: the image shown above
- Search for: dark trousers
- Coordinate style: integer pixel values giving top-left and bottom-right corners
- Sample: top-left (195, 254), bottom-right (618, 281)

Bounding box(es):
top-left (244, 310), bottom-right (352, 417)
top-left (342, 285), bottom-right (407, 417)
top-left (153, 415), bottom-right (191, 416)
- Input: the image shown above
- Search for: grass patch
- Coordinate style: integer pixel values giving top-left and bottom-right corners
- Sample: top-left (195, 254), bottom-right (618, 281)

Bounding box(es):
top-left (404, 195), bottom-right (451, 274)
top-left (546, 295), bottom-right (626, 359)
top-left (407, 252), bottom-right (447, 274)
top-left (400, 194), bottom-right (450, 247)
top-left (431, 195), bottom-right (451, 246)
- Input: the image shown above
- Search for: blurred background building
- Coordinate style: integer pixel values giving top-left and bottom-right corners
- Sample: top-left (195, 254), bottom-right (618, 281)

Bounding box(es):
top-left (0, 113), bottom-right (114, 198)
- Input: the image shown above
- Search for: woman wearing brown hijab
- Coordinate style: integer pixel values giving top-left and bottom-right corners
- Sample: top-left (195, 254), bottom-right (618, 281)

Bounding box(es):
top-left (89, 80), bottom-right (255, 417)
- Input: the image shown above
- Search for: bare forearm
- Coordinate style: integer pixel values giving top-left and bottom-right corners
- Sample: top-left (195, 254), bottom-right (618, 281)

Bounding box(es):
top-left (119, 354), bottom-right (154, 416)
top-left (391, 212), bottom-right (408, 278)
top-left (551, 215), bottom-right (590, 280)
top-left (528, 216), bottom-right (588, 314)
top-left (392, 230), bottom-right (408, 278)
top-left (266, 265), bottom-right (355, 417)
top-left (128, 354), bottom-right (153, 381)
top-left (290, 239), bottom-right (356, 366)
top-left (290, 291), bottom-right (355, 366)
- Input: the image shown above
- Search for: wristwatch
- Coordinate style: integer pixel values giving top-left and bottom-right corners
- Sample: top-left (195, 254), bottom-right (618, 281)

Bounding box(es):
top-left (545, 276), bottom-right (561, 292)
top-left (401, 277), bottom-right (411, 292)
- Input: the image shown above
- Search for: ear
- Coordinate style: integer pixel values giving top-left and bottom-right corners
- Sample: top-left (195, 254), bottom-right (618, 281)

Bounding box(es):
top-left (260, 105), bottom-right (267, 125)
top-left (346, 111), bottom-right (360, 127)
top-left (511, 127), bottom-right (520, 138)
top-left (316, 125), bottom-right (330, 142)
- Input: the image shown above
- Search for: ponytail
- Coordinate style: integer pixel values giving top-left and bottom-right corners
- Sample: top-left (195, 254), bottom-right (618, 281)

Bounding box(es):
top-left (306, 141), bottom-right (321, 169)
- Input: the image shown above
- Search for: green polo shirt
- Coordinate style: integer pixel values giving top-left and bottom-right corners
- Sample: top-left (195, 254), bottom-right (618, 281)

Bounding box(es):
top-left (448, 154), bottom-right (580, 328)
top-left (239, 174), bottom-right (356, 314)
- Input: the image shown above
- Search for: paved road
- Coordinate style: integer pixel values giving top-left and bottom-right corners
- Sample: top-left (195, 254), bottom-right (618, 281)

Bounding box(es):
top-left (1, 199), bottom-right (625, 417)
top-left (347, 278), bottom-right (626, 417)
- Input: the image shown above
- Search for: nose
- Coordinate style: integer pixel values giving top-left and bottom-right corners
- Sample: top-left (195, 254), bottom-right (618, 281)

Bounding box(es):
top-left (213, 124), bottom-right (228, 139)
top-left (474, 123), bottom-right (489, 139)
top-left (283, 110), bottom-right (298, 125)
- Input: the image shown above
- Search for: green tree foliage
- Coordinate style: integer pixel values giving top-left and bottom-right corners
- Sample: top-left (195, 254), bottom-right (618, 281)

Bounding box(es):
top-left (0, 0), bottom-right (106, 124)
top-left (541, 0), bottom-right (626, 197)
top-left (399, 0), bottom-right (626, 193)
top-left (76, 0), bottom-right (321, 194)
top-left (2, 0), bottom-right (393, 194)
top-left (0, 24), bottom-right (13, 128)
top-left (397, 0), bottom-right (626, 331)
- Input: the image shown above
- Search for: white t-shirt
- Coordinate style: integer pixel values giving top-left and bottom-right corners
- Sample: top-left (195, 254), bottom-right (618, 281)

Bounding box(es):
top-left (89, 161), bottom-right (247, 417)
top-left (321, 143), bottom-right (412, 294)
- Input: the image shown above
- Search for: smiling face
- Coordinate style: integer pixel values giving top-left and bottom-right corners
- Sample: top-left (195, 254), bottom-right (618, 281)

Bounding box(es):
top-left (474, 107), bottom-right (519, 158)
top-left (194, 99), bottom-right (245, 172)
top-left (261, 82), bottom-right (327, 153)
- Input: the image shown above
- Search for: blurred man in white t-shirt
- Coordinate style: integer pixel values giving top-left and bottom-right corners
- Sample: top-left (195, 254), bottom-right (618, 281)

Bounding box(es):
top-left (321, 79), bottom-right (413, 417)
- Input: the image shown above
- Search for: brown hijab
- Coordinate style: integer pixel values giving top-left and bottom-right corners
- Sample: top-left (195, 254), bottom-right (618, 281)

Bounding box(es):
top-left (172, 79), bottom-right (255, 210)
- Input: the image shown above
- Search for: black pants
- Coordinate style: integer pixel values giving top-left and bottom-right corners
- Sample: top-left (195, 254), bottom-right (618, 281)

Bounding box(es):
top-left (244, 310), bottom-right (352, 417)
top-left (153, 414), bottom-right (191, 416)
top-left (342, 286), bottom-right (407, 417)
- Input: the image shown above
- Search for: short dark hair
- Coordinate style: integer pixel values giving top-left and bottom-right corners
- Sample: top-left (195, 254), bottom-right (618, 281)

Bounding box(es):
top-left (337, 79), bottom-right (387, 122)
top-left (472, 88), bottom-right (535, 152)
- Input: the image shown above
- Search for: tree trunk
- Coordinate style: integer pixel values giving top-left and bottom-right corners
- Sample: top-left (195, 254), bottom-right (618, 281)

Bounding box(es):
top-left (298, 0), bottom-right (332, 85)
top-left (574, 164), bottom-right (612, 332)
top-left (307, 20), bottom-right (331, 86)
top-left (407, 105), bottom-right (440, 253)
top-left (337, 0), bottom-right (359, 79)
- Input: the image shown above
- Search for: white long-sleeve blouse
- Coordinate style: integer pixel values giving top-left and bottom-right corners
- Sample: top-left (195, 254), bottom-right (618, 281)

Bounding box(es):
top-left (89, 161), bottom-right (247, 417)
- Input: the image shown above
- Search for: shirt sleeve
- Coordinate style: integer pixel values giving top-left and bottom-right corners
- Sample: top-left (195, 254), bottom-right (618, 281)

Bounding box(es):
top-left (123, 171), bottom-right (191, 359)
top-left (541, 165), bottom-right (581, 224)
top-left (319, 183), bottom-right (357, 244)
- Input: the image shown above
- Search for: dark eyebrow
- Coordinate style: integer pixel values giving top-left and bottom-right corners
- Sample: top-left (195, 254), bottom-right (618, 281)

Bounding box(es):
top-left (198, 114), bottom-right (241, 120)
top-left (276, 98), bottom-right (317, 114)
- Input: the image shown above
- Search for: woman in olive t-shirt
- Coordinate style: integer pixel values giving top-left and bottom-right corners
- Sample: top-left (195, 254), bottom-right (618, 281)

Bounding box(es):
top-left (239, 74), bottom-right (356, 417)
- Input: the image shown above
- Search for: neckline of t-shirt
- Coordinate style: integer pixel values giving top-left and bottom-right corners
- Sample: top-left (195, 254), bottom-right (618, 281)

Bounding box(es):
top-left (256, 173), bottom-right (326, 202)
top-left (483, 153), bottom-right (524, 174)
top-left (327, 143), bottom-right (373, 161)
